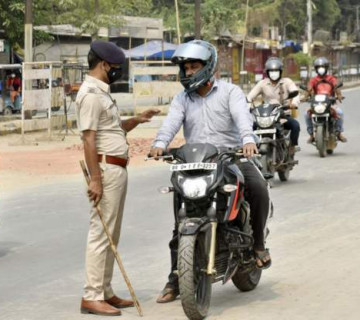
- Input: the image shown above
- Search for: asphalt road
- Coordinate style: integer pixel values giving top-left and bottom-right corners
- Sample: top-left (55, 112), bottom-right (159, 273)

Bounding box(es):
top-left (1, 88), bottom-right (360, 320)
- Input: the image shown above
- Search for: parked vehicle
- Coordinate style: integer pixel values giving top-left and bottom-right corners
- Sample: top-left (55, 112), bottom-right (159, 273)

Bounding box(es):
top-left (149, 143), bottom-right (263, 320)
top-left (300, 83), bottom-right (343, 157)
top-left (252, 91), bottom-right (299, 181)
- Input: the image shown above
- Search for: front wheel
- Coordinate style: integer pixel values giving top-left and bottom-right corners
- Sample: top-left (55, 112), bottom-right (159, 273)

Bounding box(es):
top-left (315, 126), bottom-right (326, 158)
top-left (178, 233), bottom-right (212, 320)
top-left (278, 168), bottom-right (290, 181)
top-left (232, 263), bottom-right (262, 291)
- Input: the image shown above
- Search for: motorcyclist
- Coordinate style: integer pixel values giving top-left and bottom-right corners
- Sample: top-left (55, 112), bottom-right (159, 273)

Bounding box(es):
top-left (304, 57), bottom-right (347, 143)
top-left (149, 40), bottom-right (271, 303)
top-left (247, 57), bottom-right (301, 155)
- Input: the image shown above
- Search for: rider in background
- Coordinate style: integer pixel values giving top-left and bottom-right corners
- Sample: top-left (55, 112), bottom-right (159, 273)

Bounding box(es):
top-left (247, 57), bottom-right (301, 155)
top-left (7, 73), bottom-right (21, 104)
top-left (304, 57), bottom-right (347, 143)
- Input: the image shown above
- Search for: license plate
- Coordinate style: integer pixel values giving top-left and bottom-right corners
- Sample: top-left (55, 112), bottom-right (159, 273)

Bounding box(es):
top-left (254, 129), bottom-right (276, 134)
top-left (170, 163), bottom-right (217, 171)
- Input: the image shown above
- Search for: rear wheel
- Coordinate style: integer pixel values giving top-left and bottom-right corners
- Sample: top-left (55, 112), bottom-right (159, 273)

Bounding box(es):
top-left (178, 233), bottom-right (211, 320)
top-left (315, 126), bottom-right (326, 158)
top-left (232, 263), bottom-right (262, 291)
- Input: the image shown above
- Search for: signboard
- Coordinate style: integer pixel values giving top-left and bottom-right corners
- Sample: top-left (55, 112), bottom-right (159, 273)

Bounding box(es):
top-left (0, 40), bottom-right (4, 52)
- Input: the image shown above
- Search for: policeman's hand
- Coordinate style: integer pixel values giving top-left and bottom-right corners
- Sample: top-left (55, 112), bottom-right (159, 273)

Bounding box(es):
top-left (149, 147), bottom-right (164, 160)
top-left (243, 143), bottom-right (258, 159)
top-left (137, 109), bottom-right (161, 123)
top-left (88, 177), bottom-right (103, 206)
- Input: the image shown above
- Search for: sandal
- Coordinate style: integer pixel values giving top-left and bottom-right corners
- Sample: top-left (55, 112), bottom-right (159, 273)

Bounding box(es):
top-left (255, 249), bottom-right (272, 270)
top-left (156, 285), bottom-right (179, 304)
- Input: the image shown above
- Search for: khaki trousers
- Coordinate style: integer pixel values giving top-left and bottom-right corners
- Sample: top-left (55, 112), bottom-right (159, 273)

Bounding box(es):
top-left (83, 163), bottom-right (128, 300)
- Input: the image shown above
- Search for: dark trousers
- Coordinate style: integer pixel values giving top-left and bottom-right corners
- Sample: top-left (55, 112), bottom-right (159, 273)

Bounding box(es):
top-left (166, 160), bottom-right (270, 290)
top-left (283, 117), bottom-right (300, 146)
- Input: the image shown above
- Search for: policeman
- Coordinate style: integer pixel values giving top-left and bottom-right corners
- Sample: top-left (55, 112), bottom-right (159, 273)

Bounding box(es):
top-left (76, 40), bottom-right (159, 316)
top-left (247, 57), bottom-right (301, 155)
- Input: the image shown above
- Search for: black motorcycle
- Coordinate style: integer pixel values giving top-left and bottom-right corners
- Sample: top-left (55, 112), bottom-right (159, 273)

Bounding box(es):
top-left (148, 143), bottom-right (263, 320)
top-left (300, 83), bottom-right (343, 157)
top-left (251, 92), bottom-right (299, 181)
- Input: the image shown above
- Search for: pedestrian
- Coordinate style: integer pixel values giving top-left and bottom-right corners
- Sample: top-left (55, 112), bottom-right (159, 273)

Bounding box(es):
top-left (148, 40), bottom-right (271, 303)
top-left (76, 40), bottom-right (160, 316)
top-left (247, 57), bottom-right (301, 155)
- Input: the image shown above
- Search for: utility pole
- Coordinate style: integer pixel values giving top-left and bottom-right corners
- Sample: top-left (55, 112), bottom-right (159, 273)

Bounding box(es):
top-left (174, 0), bottom-right (181, 44)
top-left (306, 0), bottom-right (312, 57)
top-left (356, 5), bottom-right (360, 34)
top-left (241, 0), bottom-right (249, 71)
top-left (195, 0), bottom-right (201, 39)
top-left (24, 0), bottom-right (33, 62)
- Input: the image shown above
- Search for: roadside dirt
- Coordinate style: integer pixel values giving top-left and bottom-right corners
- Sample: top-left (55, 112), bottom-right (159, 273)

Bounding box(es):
top-left (0, 128), bottom-right (184, 195)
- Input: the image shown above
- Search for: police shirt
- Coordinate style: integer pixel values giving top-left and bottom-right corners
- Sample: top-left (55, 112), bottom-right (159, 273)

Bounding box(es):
top-left (76, 75), bottom-right (128, 158)
top-left (247, 77), bottom-right (301, 107)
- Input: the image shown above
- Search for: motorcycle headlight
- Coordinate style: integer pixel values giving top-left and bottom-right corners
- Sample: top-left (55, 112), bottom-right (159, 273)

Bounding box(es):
top-left (314, 103), bottom-right (326, 113)
top-left (177, 173), bottom-right (214, 199)
top-left (256, 116), bottom-right (275, 128)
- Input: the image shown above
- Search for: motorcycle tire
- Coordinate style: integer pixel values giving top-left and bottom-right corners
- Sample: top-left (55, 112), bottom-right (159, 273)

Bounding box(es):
top-left (315, 126), bottom-right (326, 158)
top-left (260, 153), bottom-right (274, 180)
top-left (278, 168), bottom-right (290, 182)
top-left (178, 233), bottom-right (211, 320)
top-left (232, 263), bottom-right (262, 291)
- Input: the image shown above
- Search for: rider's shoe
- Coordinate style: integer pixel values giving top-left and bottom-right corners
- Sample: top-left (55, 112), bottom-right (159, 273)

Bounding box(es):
top-left (307, 135), bottom-right (315, 144)
top-left (337, 132), bottom-right (347, 143)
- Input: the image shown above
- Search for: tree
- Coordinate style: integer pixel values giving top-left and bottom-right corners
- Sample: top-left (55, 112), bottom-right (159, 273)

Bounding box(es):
top-left (0, 0), bottom-right (153, 48)
top-left (152, 0), bottom-right (246, 41)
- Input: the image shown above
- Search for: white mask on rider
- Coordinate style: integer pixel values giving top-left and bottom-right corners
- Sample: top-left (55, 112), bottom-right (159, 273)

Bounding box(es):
top-left (317, 67), bottom-right (326, 76)
top-left (268, 71), bottom-right (281, 82)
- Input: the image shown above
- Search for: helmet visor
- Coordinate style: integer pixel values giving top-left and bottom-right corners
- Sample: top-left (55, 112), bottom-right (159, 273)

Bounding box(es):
top-left (171, 43), bottom-right (212, 64)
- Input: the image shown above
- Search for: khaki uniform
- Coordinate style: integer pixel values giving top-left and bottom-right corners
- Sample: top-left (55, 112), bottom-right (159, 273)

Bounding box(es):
top-left (76, 75), bottom-right (128, 300)
top-left (247, 78), bottom-right (300, 117)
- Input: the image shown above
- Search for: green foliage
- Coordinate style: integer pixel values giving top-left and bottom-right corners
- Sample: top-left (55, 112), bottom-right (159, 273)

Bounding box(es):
top-left (290, 52), bottom-right (314, 67)
top-left (0, 0), bottom-right (357, 50)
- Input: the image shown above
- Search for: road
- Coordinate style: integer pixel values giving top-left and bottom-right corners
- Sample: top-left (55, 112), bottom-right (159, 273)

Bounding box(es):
top-left (1, 87), bottom-right (360, 320)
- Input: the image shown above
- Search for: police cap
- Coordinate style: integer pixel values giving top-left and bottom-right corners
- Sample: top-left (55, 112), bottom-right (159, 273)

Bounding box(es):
top-left (90, 40), bottom-right (126, 65)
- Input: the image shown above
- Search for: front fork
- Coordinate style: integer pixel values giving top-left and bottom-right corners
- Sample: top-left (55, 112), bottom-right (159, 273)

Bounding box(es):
top-left (206, 195), bottom-right (218, 276)
top-left (312, 115), bottom-right (329, 139)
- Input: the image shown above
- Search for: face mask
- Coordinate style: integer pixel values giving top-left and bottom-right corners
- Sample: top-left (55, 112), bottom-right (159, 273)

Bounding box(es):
top-left (269, 71), bottom-right (280, 81)
top-left (317, 67), bottom-right (326, 76)
top-left (107, 67), bottom-right (123, 84)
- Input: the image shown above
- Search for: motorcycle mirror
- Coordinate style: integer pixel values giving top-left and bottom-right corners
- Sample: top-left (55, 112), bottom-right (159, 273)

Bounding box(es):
top-left (335, 82), bottom-right (343, 89)
top-left (287, 90), bottom-right (299, 99)
top-left (158, 186), bottom-right (174, 194)
top-left (299, 84), bottom-right (308, 91)
top-left (222, 184), bottom-right (238, 193)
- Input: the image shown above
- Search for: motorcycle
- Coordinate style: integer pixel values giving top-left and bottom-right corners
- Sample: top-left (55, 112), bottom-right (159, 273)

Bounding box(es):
top-left (251, 91), bottom-right (299, 182)
top-left (300, 83), bottom-right (343, 157)
top-left (148, 143), bottom-right (264, 320)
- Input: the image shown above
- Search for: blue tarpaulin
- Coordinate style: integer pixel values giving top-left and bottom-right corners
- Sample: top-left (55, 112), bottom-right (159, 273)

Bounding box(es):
top-left (124, 40), bottom-right (178, 60)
